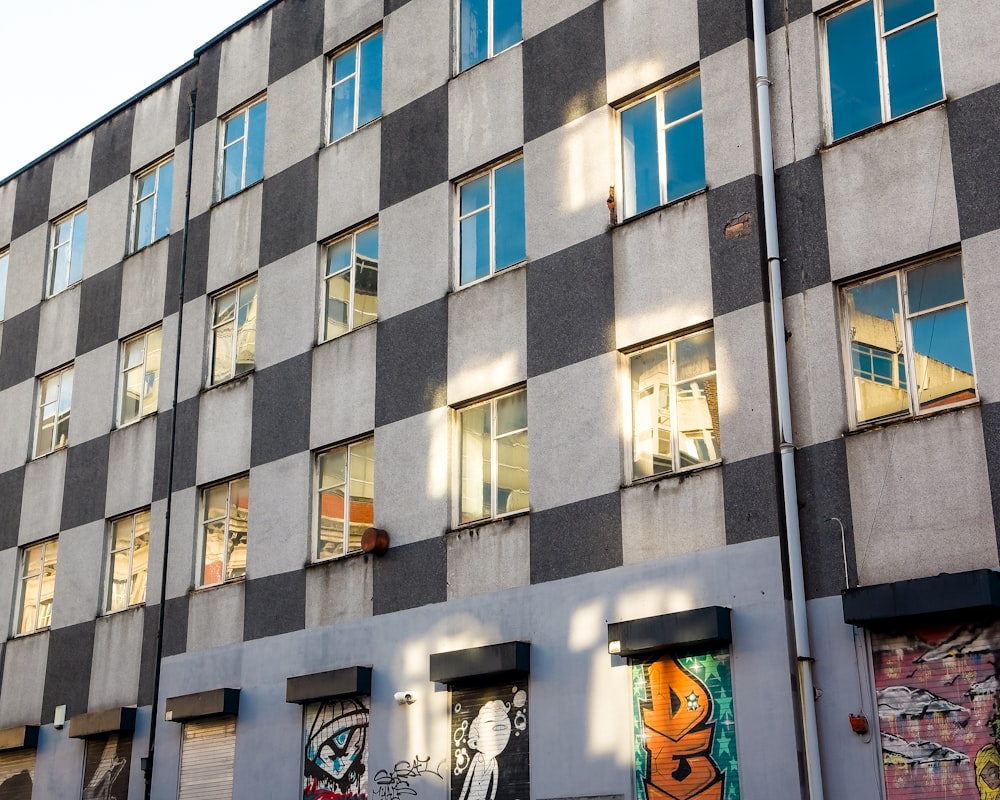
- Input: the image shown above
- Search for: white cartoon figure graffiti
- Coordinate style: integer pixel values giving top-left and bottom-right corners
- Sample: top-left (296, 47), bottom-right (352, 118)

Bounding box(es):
top-left (459, 700), bottom-right (512, 800)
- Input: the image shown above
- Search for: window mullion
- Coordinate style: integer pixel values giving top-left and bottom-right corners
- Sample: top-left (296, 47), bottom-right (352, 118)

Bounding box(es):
top-left (669, 342), bottom-right (680, 472)
top-left (657, 93), bottom-right (668, 206)
top-left (487, 0), bottom-right (495, 58)
top-left (343, 449), bottom-right (352, 553)
top-left (353, 47), bottom-right (362, 129)
top-left (897, 273), bottom-right (919, 417)
top-left (491, 399), bottom-right (499, 516)
top-left (489, 169), bottom-right (497, 275)
top-left (875, 0), bottom-right (892, 124)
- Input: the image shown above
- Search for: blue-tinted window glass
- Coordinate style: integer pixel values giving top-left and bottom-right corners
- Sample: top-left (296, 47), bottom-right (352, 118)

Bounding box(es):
top-left (827, 1), bottom-right (882, 139)
top-left (883, 0), bottom-right (934, 31)
top-left (332, 77), bottom-right (356, 141)
top-left (358, 34), bottom-right (383, 127)
top-left (154, 162), bottom-right (173, 241)
top-left (224, 114), bottom-right (244, 146)
top-left (334, 49), bottom-right (355, 82)
top-left (911, 305), bottom-right (975, 401)
top-left (494, 159), bottom-right (525, 270)
top-left (886, 19), bottom-right (943, 119)
top-left (621, 97), bottom-right (659, 216)
top-left (245, 101), bottom-right (266, 186)
top-left (223, 140), bottom-right (244, 198)
top-left (664, 76), bottom-right (701, 124)
top-left (460, 0), bottom-right (489, 70)
top-left (0, 253), bottom-right (7, 321)
top-left (356, 227), bottom-right (379, 262)
top-left (666, 116), bottom-right (705, 201)
top-left (460, 211), bottom-right (491, 284)
top-left (69, 212), bottom-right (86, 285)
top-left (136, 194), bottom-right (154, 249)
top-left (326, 238), bottom-right (352, 276)
top-left (907, 257), bottom-right (963, 313)
top-left (493, 0), bottom-right (522, 55)
top-left (460, 174), bottom-right (490, 215)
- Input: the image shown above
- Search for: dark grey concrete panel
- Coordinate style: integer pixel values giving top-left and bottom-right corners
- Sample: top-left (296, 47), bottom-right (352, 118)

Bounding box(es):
top-left (61, 435), bottom-right (111, 530)
top-left (138, 604), bottom-right (160, 706)
top-left (526, 234), bottom-right (615, 377)
top-left (522, 2), bottom-right (606, 142)
top-left (380, 86), bottom-right (448, 210)
top-left (0, 466), bottom-right (25, 551)
top-left (980, 402), bottom-right (1000, 553)
top-left (161, 594), bottom-right (190, 658)
top-left (243, 570), bottom-right (306, 640)
top-left (164, 231), bottom-right (185, 317)
top-left (708, 175), bottom-right (767, 317)
top-left (193, 47), bottom-right (222, 128)
top-left (529, 492), bottom-right (623, 584)
top-left (722, 452), bottom-right (783, 545)
top-left (0, 306), bottom-right (40, 391)
top-left (152, 398), bottom-right (200, 500)
top-left (384, 0), bottom-right (413, 13)
top-left (11, 159), bottom-right (54, 240)
top-left (776, 155), bottom-right (830, 297)
top-left (183, 212), bottom-right (211, 303)
top-left (698, 0), bottom-right (752, 60)
top-left (373, 537), bottom-right (447, 615)
top-left (764, 0), bottom-right (812, 34)
top-left (795, 438), bottom-right (856, 599)
top-left (251, 353), bottom-right (312, 466)
top-left (42, 620), bottom-right (95, 721)
top-left (374, 298), bottom-right (448, 426)
top-left (175, 68), bottom-right (199, 146)
top-left (269, 0), bottom-right (325, 83)
top-left (89, 106), bottom-right (136, 197)
top-left (76, 263), bottom-right (123, 356)
top-left (260, 155), bottom-right (319, 267)
top-left (948, 83), bottom-right (1000, 241)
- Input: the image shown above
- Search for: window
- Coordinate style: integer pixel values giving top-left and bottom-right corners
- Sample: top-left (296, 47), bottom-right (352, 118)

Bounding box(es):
top-left (131, 158), bottom-right (173, 251)
top-left (17, 538), bottom-right (58, 635)
top-left (0, 249), bottom-right (8, 321)
top-left (315, 438), bottom-right (374, 560)
top-left (220, 98), bottom-right (266, 199)
top-left (34, 365), bottom-right (73, 458)
top-left (46, 206), bottom-right (86, 297)
top-left (329, 31), bottom-right (383, 142)
top-left (210, 279), bottom-right (257, 385)
top-left (459, 0), bottom-right (521, 71)
top-left (458, 388), bottom-right (528, 524)
top-left (322, 224), bottom-right (378, 341)
top-left (843, 253), bottom-right (975, 425)
top-left (118, 327), bottom-right (162, 426)
top-left (106, 510), bottom-right (150, 612)
top-left (620, 73), bottom-right (705, 219)
top-left (824, 0), bottom-right (944, 141)
top-left (199, 476), bottom-right (249, 587)
top-left (458, 158), bottom-right (525, 286)
top-left (629, 329), bottom-right (720, 480)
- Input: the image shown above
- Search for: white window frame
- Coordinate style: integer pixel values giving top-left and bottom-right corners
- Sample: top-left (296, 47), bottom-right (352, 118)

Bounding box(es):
top-left (457, 0), bottom-right (522, 72)
top-left (117, 326), bottom-right (162, 427)
top-left (314, 437), bottom-right (375, 562)
top-left (209, 278), bottom-right (257, 386)
top-left (46, 206), bottom-right (86, 297)
top-left (320, 222), bottom-right (379, 343)
top-left (130, 157), bottom-right (173, 253)
top-left (0, 248), bottom-right (8, 322)
top-left (16, 538), bottom-right (58, 636)
top-left (198, 475), bottom-right (250, 588)
top-left (105, 509), bottom-right (151, 613)
top-left (34, 365), bottom-right (73, 458)
top-left (456, 156), bottom-right (526, 287)
top-left (327, 29), bottom-right (383, 143)
top-left (219, 96), bottom-right (266, 200)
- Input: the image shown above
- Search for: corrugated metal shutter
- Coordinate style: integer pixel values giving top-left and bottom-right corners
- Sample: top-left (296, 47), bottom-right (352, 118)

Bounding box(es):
top-left (0, 749), bottom-right (35, 799)
top-left (82, 733), bottom-right (132, 800)
top-left (177, 717), bottom-right (236, 800)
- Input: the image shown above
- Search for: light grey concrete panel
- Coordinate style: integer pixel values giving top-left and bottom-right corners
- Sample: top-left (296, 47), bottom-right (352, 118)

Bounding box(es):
top-left (48, 136), bottom-right (94, 220)
top-left (35, 285), bottom-right (80, 377)
top-left (206, 183), bottom-right (262, 294)
top-left (19, 449), bottom-right (66, 544)
top-left (715, 303), bottom-right (776, 463)
top-left (32, 726), bottom-right (85, 798)
top-left (246, 452), bottom-right (310, 578)
top-left (962, 229), bottom-right (1000, 403)
top-left (604, 0), bottom-right (699, 103)
top-left (131, 77), bottom-right (182, 171)
top-left (523, 0), bottom-right (594, 39)
top-left (447, 47), bottom-right (524, 178)
top-left (304, 555), bottom-right (374, 627)
top-left (164, 488), bottom-right (197, 600)
top-left (784, 285), bottom-right (850, 448)
top-left (621, 466), bottom-right (726, 565)
top-left (316, 123), bottom-right (381, 240)
top-left (612, 193), bottom-right (713, 350)
top-left (105, 416), bottom-right (157, 517)
top-left (447, 265), bottom-right (527, 405)
top-left (68, 342), bottom-right (116, 446)
top-left (847, 407), bottom-right (998, 586)
top-left (0, 177), bottom-right (14, 244)
top-left (528, 352), bottom-right (621, 512)
top-left (230, 680), bottom-right (302, 800)
top-left (378, 182), bottom-right (450, 321)
top-left (264, 58), bottom-right (324, 178)
top-left (256, 246), bottom-right (317, 370)
top-left (176, 298), bottom-right (206, 403)
top-left (5, 224), bottom-right (46, 320)
top-left (119, 239), bottom-right (169, 338)
top-left (824, 106), bottom-right (960, 281)
top-left (188, 122), bottom-right (217, 219)
top-left (309, 322), bottom-right (377, 448)
top-left (523, 107), bottom-right (613, 262)
top-left (216, 14), bottom-right (272, 118)
top-left (50, 521), bottom-right (103, 629)
top-left (186, 582), bottom-right (246, 652)
top-left (323, 0), bottom-right (382, 51)
top-left (0, 631), bottom-right (48, 727)
top-left (374, 408), bottom-right (450, 545)
top-left (0, 380), bottom-right (33, 472)
top-left (381, 0), bottom-right (450, 116)
top-left (446, 515), bottom-right (530, 599)
top-left (769, 16), bottom-right (824, 170)
top-left (82, 178), bottom-right (130, 278)
top-left (702, 40), bottom-right (759, 188)
top-left (88, 606), bottom-right (144, 710)
top-left (196, 375), bottom-right (253, 485)
top-left (938, 0), bottom-right (1000, 100)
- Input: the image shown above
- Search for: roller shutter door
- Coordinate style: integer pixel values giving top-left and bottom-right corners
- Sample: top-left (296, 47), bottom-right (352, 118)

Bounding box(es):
top-left (82, 733), bottom-right (132, 799)
top-left (177, 717), bottom-right (236, 800)
top-left (0, 749), bottom-right (35, 799)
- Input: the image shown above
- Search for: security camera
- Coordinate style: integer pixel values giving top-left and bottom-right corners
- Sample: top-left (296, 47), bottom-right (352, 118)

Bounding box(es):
top-left (394, 691), bottom-right (416, 705)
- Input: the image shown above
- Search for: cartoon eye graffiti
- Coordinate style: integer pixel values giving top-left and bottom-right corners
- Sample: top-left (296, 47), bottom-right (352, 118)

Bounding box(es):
top-left (514, 710), bottom-right (527, 732)
top-left (454, 746), bottom-right (470, 774)
top-left (512, 689), bottom-right (527, 709)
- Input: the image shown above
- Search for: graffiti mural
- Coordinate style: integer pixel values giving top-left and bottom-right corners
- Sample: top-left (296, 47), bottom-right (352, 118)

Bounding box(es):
top-left (631, 650), bottom-right (739, 800)
top-left (450, 683), bottom-right (529, 800)
top-left (82, 733), bottom-right (131, 800)
top-left (304, 696), bottom-right (370, 800)
top-left (374, 756), bottom-right (445, 800)
top-left (872, 622), bottom-right (1000, 799)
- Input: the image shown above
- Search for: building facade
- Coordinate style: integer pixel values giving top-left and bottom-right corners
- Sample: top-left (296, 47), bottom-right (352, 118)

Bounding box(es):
top-left (0, 0), bottom-right (998, 798)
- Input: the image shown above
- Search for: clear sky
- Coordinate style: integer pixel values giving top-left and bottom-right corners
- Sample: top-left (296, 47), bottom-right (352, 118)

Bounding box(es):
top-left (0, 0), bottom-right (270, 181)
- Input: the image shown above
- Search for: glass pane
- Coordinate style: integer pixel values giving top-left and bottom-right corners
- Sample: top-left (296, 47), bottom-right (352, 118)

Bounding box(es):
top-left (135, 196), bottom-right (154, 249)
top-left (130, 524), bottom-right (149, 606)
top-left (212, 321), bottom-right (234, 383)
top-left (23, 544), bottom-right (42, 578)
top-left (202, 520), bottom-right (225, 585)
top-left (235, 284), bottom-right (257, 375)
top-left (460, 174), bottom-right (490, 215)
top-left (497, 429), bottom-right (528, 514)
top-left (631, 343), bottom-right (672, 478)
top-left (109, 548), bottom-right (130, 611)
top-left (664, 76), bottom-right (702, 124)
top-left (20, 576), bottom-right (40, 634)
top-left (325, 269), bottom-right (351, 339)
top-left (354, 227), bottom-right (379, 329)
top-left (44, 539), bottom-right (58, 564)
top-left (58, 369), bottom-right (73, 411)
top-left (121, 367), bottom-right (142, 424)
top-left (111, 517), bottom-right (133, 552)
top-left (246, 100), bottom-right (266, 185)
top-left (665, 115), bottom-right (705, 201)
top-left (460, 403), bottom-right (491, 523)
top-left (621, 97), bottom-right (660, 216)
top-left (223, 140), bottom-right (245, 197)
top-left (886, 19), bottom-right (943, 119)
top-left (494, 160), bottom-right (526, 270)
top-left (54, 218), bottom-right (72, 246)
top-left (493, 0), bottom-right (522, 54)
top-left (460, 211), bottom-right (491, 284)
top-left (137, 172), bottom-right (157, 200)
top-left (496, 390), bottom-right (527, 436)
top-left (326, 238), bottom-right (353, 276)
top-left (225, 113), bottom-right (245, 145)
top-left (675, 329), bottom-right (716, 381)
top-left (319, 448), bottom-right (347, 491)
top-left (226, 526), bottom-right (247, 580)
top-left (124, 337), bottom-right (145, 370)
top-left (143, 330), bottom-right (161, 416)
top-left (69, 212), bottom-right (86, 285)
top-left (318, 487), bottom-right (346, 559)
top-left (358, 34), bottom-right (383, 127)
top-left (0, 252), bottom-right (8, 320)
top-left (912, 305), bottom-right (975, 410)
top-left (676, 375), bottom-right (721, 467)
top-left (883, 0), bottom-right (935, 31)
top-left (154, 161), bottom-right (173, 241)
top-left (333, 47), bottom-right (356, 82)
top-left (214, 290), bottom-right (237, 325)
top-left (36, 404), bottom-right (55, 455)
top-left (230, 478), bottom-right (250, 525)
top-left (827, 1), bottom-right (882, 139)
top-left (460, 0), bottom-right (489, 70)
top-left (332, 76), bottom-right (356, 140)
top-left (906, 256), bottom-right (964, 313)
top-left (348, 440), bottom-right (375, 550)
top-left (205, 483), bottom-right (229, 522)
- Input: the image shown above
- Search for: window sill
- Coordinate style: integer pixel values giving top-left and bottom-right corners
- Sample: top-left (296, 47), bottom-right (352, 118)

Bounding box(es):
top-left (611, 187), bottom-right (708, 230)
top-left (102, 602), bottom-right (146, 618)
top-left (11, 626), bottom-right (50, 640)
top-left (30, 443), bottom-right (69, 463)
top-left (323, 117), bottom-right (381, 150)
top-left (202, 369), bottom-right (254, 394)
top-left (624, 459), bottom-right (723, 489)
top-left (819, 98), bottom-right (947, 152)
top-left (308, 548), bottom-right (368, 568)
top-left (315, 318), bottom-right (377, 348)
top-left (452, 40), bottom-right (522, 79)
top-left (448, 508), bottom-right (530, 536)
top-left (845, 397), bottom-right (980, 436)
top-left (43, 280), bottom-right (82, 302)
top-left (452, 258), bottom-right (528, 293)
top-left (212, 178), bottom-right (264, 210)
top-left (114, 410), bottom-right (159, 432)
top-left (124, 235), bottom-right (170, 262)
top-left (192, 576), bottom-right (246, 595)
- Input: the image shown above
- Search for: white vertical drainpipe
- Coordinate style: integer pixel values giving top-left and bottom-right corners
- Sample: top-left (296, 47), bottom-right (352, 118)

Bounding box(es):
top-left (749, 2), bottom-right (827, 798)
